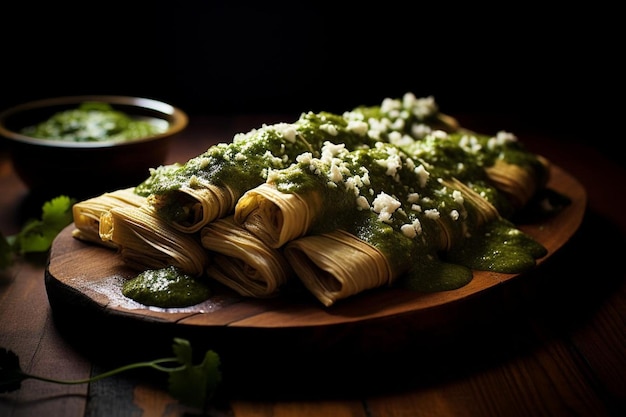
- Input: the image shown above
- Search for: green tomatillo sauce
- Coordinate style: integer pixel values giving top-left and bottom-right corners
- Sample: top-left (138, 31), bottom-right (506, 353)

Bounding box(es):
top-left (132, 95), bottom-right (558, 301)
top-left (122, 265), bottom-right (211, 308)
top-left (21, 101), bottom-right (167, 142)
top-left (263, 130), bottom-right (552, 293)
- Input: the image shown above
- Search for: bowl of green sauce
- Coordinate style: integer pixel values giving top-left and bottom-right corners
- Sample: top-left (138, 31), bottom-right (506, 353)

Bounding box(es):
top-left (0, 95), bottom-right (188, 199)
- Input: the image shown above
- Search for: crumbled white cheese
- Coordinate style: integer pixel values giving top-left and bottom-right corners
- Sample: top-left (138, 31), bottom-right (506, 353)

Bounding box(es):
top-left (346, 120), bottom-right (369, 136)
top-left (372, 192), bottom-right (401, 223)
top-left (488, 130), bottom-right (517, 149)
top-left (328, 162), bottom-right (343, 183)
top-left (391, 118), bottom-right (405, 131)
top-left (296, 152), bottom-right (313, 164)
top-left (452, 190), bottom-right (464, 204)
top-left (412, 218), bottom-right (423, 234)
top-left (320, 123), bottom-right (338, 136)
top-left (320, 142), bottom-right (346, 162)
top-left (356, 195), bottom-right (370, 210)
top-left (266, 169), bottom-right (279, 183)
top-left (198, 157), bottom-right (210, 169)
top-left (275, 123), bottom-right (297, 143)
top-left (414, 164), bottom-right (430, 188)
top-left (367, 129), bottom-right (382, 140)
top-left (401, 224), bottom-right (416, 238)
top-left (388, 131), bottom-right (415, 147)
top-left (459, 134), bottom-right (482, 154)
top-left (411, 123), bottom-right (432, 139)
top-left (407, 192), bottom-right (420, 203)
top-left (401, 217), bottom-right (423, 238)
top-left (263, 150), bottom-right (284, 167)
top-left (381, 97), bottom-right (401, 114)
top-left (189, 175), bottom-right (201, 187)
top-left (367, 118), bottom-right (388, 140)
top-left (428, 130), bottom-right (448, 140)
top-left (407, 95), bottom-right (438, 119)
top-left (376, 151), bottom-right (402, 179)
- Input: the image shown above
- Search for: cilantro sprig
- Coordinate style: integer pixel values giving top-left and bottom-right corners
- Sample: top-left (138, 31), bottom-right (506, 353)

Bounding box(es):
top-left (0, 195), bottom-right (75, 269)
top-left (0, 197), bottom-right (224, 409)
top-left (0, 338), bottom-right (222, 410)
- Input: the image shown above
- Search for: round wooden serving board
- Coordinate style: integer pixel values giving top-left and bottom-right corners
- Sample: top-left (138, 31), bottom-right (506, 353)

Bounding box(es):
top-left (45, 164), bottom-right (586, 384)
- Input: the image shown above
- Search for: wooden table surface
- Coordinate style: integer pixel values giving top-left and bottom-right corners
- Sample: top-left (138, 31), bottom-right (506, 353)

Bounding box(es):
top-left (1, 113), bottom-right (624, 417)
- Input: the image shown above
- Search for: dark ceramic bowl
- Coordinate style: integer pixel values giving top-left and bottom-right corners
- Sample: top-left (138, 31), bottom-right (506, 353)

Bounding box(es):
top-left (0, 95), bottom-right (188, 199)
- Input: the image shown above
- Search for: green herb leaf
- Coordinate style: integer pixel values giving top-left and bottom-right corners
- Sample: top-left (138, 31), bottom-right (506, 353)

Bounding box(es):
top-left (11, 195), bottom-right (75, 254)
top-left (0, 339), bottom-right (223, 410)
top-left (0, 347), bottom-right (28, 393)
top-left (168, 338), bottom-right (222, 409)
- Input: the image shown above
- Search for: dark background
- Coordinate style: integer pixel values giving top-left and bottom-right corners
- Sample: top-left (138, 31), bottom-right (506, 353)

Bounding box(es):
top-left (1, 2), bottom-right (620, 157)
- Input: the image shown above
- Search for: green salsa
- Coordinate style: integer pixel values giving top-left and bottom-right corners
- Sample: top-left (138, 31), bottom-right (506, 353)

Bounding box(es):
top-left (122, 265), bottom-right (211, 308)
top-left (21, 101), bottom-right (167, 142)
top-left (132, 94), bottom-right (556, 301)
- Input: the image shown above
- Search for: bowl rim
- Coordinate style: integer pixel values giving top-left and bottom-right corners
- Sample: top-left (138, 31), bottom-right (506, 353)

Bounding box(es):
top-left (0, 95), bottom-right (188, 149)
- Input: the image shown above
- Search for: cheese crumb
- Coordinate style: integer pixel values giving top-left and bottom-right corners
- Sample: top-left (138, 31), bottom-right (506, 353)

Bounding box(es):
top-left (346, 120), bottom-right (369, 136)
top-left (320, 123), bottom-right (338, 136)
top-left (414, 164), bottom-right (430, 188)
top-left (356, 196), bottom-right (370, 210)
top-left (372, 192), bottom-right (401, 223)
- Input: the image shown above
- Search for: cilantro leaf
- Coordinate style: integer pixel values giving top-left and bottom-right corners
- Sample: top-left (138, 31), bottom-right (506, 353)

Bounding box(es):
top-left (1, 195), bottom-right (75, 260)
top-left (0, 347), bottom-right (28, 393)
top-left (13, 195), bottom-right (75, 254)
top-left (0, 338), bottom-right (223, 411)
top-left (168, 338), bottom-right (222, 409)
top-left (41, 195), bottom-right (75, 229)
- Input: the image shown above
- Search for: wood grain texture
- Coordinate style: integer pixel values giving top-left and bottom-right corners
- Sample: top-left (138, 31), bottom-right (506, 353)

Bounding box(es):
top-left (0, 262), bottom-right (91, 417)
top-left (42, 163), bottom-right (587, 396)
